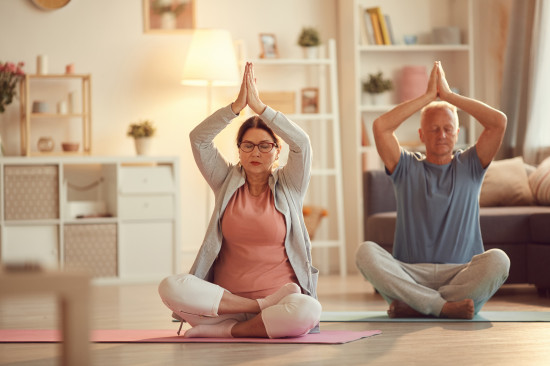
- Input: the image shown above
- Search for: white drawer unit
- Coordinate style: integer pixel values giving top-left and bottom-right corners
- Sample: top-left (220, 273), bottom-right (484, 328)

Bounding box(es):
top-left (119, 165), bottom-right (174, 194)
top-left (118, 195), bottom-right (174, 220)
top-left (0, 156), bottom-right (181, 283)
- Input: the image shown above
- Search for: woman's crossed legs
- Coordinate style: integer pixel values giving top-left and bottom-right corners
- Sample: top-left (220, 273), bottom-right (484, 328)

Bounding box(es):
top-left (158, 274), bottom-right (321, 338)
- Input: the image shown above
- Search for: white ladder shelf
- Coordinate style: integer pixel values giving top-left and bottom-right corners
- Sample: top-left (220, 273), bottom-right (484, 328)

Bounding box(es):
top-left (253, 39), bottom-right (347, 276)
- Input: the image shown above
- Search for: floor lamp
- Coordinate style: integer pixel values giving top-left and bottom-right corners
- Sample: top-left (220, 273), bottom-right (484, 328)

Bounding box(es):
top-left (181, 29), bottom-right (240, 224)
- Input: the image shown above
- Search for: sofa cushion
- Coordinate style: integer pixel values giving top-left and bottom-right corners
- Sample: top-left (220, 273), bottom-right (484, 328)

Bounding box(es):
top-left (529, 156), bottom-right (550, 205)
top-left (365, 212), bottom-right (396, 246)
top-left (530, 212), bottom-right (550, 243)
top-left (363, 170), bottom-right (396, 217)
top-left (366, 207), bottom-right (550, 246)
top-left (480, 157), bottom-right (535, 207)
top-left (527, 244), bottom-right (550, 287)
top-left (478, 206), bottom-right (547, 244)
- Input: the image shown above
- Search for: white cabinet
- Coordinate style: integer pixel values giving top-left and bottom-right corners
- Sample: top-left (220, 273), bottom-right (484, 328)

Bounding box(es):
top-left (119, 222), bottom-right (174, 280)
top-left (118, 195), bottom-right (174, 220)
top-left (119, 166), bottom-right (175, 193)
top-left (2, 225), bottom-right (59, 268)
top-left (337, 0), bottom-right (475, 254)
top-left (118, 163), bottom-right (177, 280)
top-left (253, 39), bottom-right (346, 275)
top-left (0, 156), bottom-right (181, 283)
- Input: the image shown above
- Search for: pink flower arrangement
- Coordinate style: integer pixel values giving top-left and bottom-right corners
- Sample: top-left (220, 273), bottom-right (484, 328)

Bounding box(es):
top-left (0, 61), bottom-right (25, 113)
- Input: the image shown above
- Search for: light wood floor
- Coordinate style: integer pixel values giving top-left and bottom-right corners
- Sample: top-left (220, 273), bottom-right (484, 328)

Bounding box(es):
top-left (1, 275), bottom-right (550, 366)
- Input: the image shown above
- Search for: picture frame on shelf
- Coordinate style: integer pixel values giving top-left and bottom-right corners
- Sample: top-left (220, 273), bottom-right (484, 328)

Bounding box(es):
top-left (143, 0), bottom-right (195, 34)
top-left (301, 87), bottom-right (319, 113)
top-left (259, 33), bottom-right (279, 58)
top-left (259, 91), bottom-right (295, 114)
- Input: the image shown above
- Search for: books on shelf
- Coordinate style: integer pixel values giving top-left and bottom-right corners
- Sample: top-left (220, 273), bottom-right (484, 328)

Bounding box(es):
top-left (384, 14), bottom-right (395, 45)
top-left (358, 5), bottom-right (374, 45)
top-left (367, 9), bottom-right (384, 45)
top-left (359, 6), bottom-right (394, 46)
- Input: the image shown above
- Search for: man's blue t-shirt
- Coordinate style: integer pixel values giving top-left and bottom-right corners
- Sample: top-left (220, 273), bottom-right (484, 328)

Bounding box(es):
top-left (389, 147), bottom-right (487, 264)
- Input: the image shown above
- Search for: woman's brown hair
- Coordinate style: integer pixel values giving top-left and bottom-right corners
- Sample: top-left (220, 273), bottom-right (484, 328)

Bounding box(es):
top-left (236, 116), bottom-right (281, 146)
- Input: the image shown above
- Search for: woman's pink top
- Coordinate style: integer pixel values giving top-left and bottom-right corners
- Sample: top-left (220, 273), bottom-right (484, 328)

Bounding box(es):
top-left (212, 183), bottom-right (298, 299)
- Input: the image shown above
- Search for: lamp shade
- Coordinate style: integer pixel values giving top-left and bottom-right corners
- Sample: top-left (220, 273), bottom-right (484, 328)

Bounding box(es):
top-left (182, 29), bottom-right (239, 86)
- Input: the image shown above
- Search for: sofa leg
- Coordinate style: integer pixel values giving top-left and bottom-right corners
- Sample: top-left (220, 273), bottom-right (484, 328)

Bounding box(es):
top-left (536, 287), bottom-right (550, 298)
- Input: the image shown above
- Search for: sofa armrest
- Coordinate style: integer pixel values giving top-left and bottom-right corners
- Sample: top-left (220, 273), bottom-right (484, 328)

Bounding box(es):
top-left (363, 170), bottom-right (396, 217)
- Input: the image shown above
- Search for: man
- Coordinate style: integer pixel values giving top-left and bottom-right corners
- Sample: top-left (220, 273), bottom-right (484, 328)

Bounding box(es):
top-left (355, 61), bottom-right (510, 319)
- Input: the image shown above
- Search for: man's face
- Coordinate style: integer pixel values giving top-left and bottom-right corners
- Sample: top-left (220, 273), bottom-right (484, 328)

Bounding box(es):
top-left (419, 107), bottom-right (459, 158)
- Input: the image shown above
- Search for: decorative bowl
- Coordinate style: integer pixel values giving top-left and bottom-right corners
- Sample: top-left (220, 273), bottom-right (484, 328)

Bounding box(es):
top-left (61, 142), bottom-right (79, 152)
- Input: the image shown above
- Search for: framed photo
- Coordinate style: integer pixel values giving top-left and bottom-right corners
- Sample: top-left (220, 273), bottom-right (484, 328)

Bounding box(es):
top-left (301, 88), bottom-right (319, 114)
top-left (259, 33), bottom-right (279, 58)
top-left (143, 0), bottom-right (195, 33)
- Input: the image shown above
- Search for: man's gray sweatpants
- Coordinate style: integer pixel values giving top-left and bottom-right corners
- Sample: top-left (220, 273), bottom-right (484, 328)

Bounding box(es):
top-left (355, 241), bottom-right (510, 316)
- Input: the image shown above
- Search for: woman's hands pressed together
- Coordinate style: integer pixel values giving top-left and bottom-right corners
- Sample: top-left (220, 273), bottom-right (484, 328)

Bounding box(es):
top-left (231, 62), bottom-right (267, 116)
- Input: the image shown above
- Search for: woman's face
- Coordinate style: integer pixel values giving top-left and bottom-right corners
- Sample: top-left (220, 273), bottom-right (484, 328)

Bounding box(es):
top-left (238, 128), bottom-right (280, 176)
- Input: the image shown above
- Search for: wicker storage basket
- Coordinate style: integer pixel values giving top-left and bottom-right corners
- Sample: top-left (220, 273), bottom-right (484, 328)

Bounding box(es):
top-left (64, 223), bottom-right (117, 277)
top-left (4, 165), bottom-right (59, 220)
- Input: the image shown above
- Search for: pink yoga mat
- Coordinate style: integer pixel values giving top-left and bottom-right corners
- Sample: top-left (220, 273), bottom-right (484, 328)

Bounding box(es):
top-left (0, 329), bottom-right (381, 344)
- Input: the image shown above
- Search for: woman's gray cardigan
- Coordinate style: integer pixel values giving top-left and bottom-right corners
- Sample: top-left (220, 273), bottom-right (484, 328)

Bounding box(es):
top-left (188, 104), bottom-right (319, 302)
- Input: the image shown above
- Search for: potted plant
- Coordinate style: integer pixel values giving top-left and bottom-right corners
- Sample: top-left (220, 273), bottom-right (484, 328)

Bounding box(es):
top-left (297, 27), bottom-right (321, 58)
top-left (127, 120), bottom-right (156, 155)
top-left (362, 72), bottom-right (393, 105)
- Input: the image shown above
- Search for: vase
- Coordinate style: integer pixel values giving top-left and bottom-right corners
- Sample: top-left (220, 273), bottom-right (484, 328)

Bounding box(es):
top-left (369, 92), bottom-right (391, 106)
top-left (399, 66), bottom-right (428, 103)
top-left (134, 137), bottom-right (152, 156)
top-left (303, 46), bottom-right (319, 59)
top-left (37, 137), bottom-right (55, 152)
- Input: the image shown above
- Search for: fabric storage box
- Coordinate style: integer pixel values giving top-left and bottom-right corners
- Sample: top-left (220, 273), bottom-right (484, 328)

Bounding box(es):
top-left (4, 165), bottom-right (59, 220)
top-left (64, 223), bottom-right (117, 277)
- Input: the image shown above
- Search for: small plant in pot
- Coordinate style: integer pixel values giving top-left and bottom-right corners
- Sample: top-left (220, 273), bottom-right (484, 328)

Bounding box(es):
top-left (127, 120), bottom-right (156, 155)
top-left (362, 72), bottom-right (393, 105)
top-left (297, 27), bottom-right (321, 58)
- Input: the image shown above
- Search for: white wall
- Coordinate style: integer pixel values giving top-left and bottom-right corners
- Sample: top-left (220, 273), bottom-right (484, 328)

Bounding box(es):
top-left (0, 0), bottom-right (337, 270)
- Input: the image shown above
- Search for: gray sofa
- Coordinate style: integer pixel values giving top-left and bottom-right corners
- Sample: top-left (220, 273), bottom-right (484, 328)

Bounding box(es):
top-left (363, 169), bottom-right (550, 297)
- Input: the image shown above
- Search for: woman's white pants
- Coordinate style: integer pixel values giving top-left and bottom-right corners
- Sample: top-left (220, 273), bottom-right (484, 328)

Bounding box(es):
top-left (158, 274), bottom-right (321, 338)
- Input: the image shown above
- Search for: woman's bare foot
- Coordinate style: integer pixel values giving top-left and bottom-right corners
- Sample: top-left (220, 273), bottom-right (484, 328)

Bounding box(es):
top-left (440, 299), bottom-right (475, 319)
top-left (387, 300), bottom-right (425, 318)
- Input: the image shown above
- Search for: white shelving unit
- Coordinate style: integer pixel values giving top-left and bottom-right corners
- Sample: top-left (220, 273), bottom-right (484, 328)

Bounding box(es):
top-left (252, 39), bottom-right (347, 276)
top-left (0, 156), bottom-right (181, 284)
top-left (338, 0), bottom-right (475, 254)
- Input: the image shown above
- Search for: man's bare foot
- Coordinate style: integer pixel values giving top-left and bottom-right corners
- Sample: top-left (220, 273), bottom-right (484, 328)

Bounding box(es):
top-left (440, 299), bottom-right (475, 319)
top-left (387, 300), bottom-right (425, 318)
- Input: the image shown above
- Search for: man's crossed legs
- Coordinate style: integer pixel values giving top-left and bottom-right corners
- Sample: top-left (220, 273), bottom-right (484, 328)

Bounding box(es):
top-left (355, 241), bottom-right (510, 319)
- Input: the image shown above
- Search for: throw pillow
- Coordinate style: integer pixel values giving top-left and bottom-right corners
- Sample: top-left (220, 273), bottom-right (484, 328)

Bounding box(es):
top-left (529, 156), bottom-right (550, 205)
top-left (479, 156), bottom-right (535, 207)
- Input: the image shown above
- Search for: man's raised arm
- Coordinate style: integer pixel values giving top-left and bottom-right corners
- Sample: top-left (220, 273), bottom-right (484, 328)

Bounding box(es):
top-left (437, 63), bottom-right (507, 168)
top-left (373, 62), bottom-right (438, 174)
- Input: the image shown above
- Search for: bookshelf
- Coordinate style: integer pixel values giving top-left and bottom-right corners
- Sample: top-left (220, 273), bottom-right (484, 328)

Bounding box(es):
top-left (337, 0), bottom-right (475, 262)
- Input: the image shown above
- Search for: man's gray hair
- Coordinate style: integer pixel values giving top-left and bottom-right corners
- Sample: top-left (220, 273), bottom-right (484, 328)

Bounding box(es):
top-left (420, 101), bottom-right (459, 130)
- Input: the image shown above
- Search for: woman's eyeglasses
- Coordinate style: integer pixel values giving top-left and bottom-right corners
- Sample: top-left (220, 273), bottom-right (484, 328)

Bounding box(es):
top-left (238, 141), bottom-right (277, 153)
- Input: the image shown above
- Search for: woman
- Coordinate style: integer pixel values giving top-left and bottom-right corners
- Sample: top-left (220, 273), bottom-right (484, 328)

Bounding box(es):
top-left (158, 62), bottom-right (321, 338)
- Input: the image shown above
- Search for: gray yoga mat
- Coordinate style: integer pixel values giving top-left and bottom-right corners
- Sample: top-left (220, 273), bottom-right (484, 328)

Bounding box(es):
top-left (321, 311), bottom-right (550, 322)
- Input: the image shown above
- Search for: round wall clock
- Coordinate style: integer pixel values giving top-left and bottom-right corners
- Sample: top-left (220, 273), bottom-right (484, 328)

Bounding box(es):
top-left (32, 0), bottom-right (71, 10)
